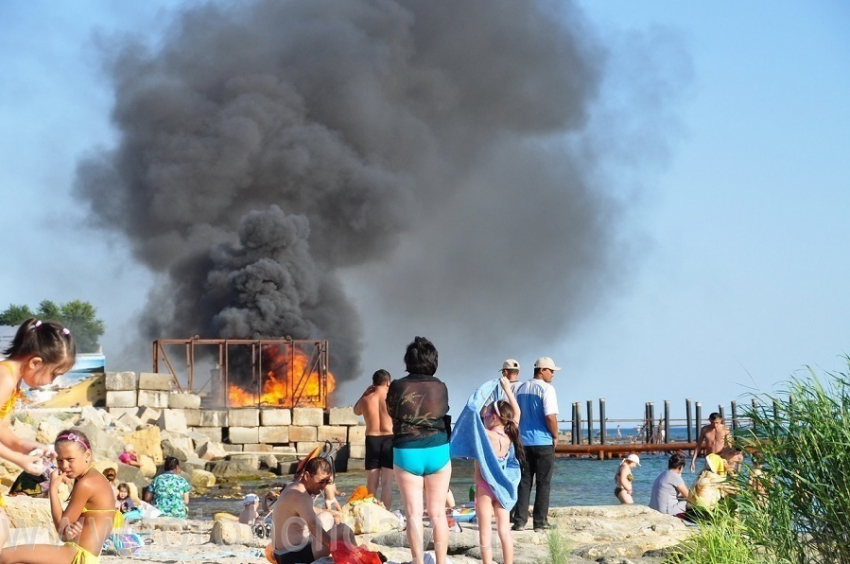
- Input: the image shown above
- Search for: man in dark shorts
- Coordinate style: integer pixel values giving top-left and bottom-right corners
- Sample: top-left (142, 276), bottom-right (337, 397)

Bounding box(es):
top-left (354, 369), bottom-right (395, 508)
top-left (272, 457), bottom-right (356, 564)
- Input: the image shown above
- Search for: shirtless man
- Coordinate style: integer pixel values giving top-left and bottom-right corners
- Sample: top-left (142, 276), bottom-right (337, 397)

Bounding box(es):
top-left (271, 457), bottom-right (355, 564)
top-left (353, 369), bottom-right (394, 508)
top-left (690, 412), bottom-right (732, 472)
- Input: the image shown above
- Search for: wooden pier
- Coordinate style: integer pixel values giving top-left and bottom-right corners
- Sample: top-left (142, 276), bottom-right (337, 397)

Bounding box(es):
top-left (556, 441), bottom-right (698, 460)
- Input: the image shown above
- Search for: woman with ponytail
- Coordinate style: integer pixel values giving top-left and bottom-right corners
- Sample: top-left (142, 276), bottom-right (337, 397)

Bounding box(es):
top-left (474, 377), bottom-right (523, 564)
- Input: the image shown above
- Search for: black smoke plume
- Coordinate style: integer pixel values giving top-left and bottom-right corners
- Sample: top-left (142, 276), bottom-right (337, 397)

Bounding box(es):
top-left (75, 0), bottom-right (674, 383)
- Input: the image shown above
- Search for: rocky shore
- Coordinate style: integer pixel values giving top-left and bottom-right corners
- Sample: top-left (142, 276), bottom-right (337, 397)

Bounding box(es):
top-left (6, 502), bottom-right (692, 563)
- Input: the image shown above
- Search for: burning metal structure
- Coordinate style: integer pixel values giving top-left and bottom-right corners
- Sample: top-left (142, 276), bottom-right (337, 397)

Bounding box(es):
top-left (152, 338), bottom-right (334, 409)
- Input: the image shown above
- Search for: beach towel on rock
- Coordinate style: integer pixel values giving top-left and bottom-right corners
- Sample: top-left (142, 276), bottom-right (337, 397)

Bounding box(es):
top-left (450, 379), bottom-right (521, 510)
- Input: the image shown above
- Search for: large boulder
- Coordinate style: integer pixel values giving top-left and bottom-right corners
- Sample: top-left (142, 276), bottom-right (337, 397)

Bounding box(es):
top-left (207, 461), bottom-right (270, 480)
top-left (123, 426), bottom-right (164, 465)
top-left (196, 440), bottom-right (228, 461)
top-left (210, 519), bottom-right (264, 547)
top-left (190, 469), bottom-right (216, 489)
top-left (3, 496), bottom-right (58, 537)
top-left (344, 501), bottom-right (401, 535)
top-left (73, 422), bottom-right (123, 460)
top-left (34, 416), bottom-right (73, 445)
top-left (161, 437), bottom-right (194, 461)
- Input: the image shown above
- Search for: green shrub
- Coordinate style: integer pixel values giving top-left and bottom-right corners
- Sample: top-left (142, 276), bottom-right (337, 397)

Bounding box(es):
top-left (546, 528), bottom-right (570, 564)
top-left (664, 507), bottom-right (762, 564)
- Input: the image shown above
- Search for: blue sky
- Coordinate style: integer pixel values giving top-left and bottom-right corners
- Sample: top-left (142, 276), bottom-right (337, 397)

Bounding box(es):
top-left (1, 2), bottom-right (848, 427)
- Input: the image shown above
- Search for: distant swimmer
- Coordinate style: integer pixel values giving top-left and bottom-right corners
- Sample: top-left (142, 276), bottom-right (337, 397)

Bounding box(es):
top-left (690, 412), bottom-right (732, 473)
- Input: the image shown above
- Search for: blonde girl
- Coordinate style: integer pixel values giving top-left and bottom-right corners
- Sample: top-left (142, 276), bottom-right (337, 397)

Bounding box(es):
top-left (0, 318), bottom-right (76, 548)
top-left (0, 429), bottom-right (120, 564)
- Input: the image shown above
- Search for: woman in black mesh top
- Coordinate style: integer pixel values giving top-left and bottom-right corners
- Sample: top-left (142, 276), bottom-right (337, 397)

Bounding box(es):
top-left (387, 336), bottom-right (451, 564)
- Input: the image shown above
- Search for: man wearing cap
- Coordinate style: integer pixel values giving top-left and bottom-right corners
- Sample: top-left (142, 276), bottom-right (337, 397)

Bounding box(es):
top-left (511, 357), bottom-right (561, 531)
top-left (239, 493), bottom-right (261, 525)
top-left (500, 359), bottom-right (521, 390)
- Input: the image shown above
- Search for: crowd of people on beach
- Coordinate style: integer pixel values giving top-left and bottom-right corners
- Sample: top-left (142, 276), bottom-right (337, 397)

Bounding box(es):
top-left (0, 320), bottom-right (746, 564)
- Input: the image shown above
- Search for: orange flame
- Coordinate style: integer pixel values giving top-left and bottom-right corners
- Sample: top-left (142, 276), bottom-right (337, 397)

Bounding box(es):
top-left (228, 345), bottom-right (335, 408)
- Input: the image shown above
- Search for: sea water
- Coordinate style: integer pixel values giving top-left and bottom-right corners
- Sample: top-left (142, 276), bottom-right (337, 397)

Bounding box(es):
top-left (190, 454), bottom-right (692, 518)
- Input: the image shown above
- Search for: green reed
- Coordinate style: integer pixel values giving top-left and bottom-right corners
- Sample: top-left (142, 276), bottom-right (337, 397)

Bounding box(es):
top-left (673, 360), bottom-right (850, 563)
top-left (546, 528), bottom-right (570, 564)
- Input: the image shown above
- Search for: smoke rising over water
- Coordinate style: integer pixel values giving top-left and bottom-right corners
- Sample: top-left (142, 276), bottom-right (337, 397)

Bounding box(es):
top-left (75, 0), bottom-right (673, 384)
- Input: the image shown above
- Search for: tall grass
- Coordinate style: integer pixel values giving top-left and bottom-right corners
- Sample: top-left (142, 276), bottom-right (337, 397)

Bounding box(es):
top-left (546, 528), bottom-right (570, 564)
top-left (734, 364), bottom-right (850, 563)
top-left (671, 360), bottom-right (850, 564)
top-left (665, 506), bottom-right (763, 564)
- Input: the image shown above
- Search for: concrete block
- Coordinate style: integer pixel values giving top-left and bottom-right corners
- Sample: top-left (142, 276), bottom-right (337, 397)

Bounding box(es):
top-left (196, 441), bottom-right (228, 460)
top-left (292, 407), bottom-right (323, 426)
top-left (137, 390), bottom-right (169, 409)
top-left (242, 444), bottom-right (274, 453)
top-left (138, 372), bottom-right (173, 391)
top-left (260, 409), bottom-right (291, 426)
top-left (158, 409), bottom-right (188, 433)
top-left (108, 407), bottom-right (139, 419)
top-left (162, 437), bottom-right (194, 461)
top-left (184, 410), bottom-right (202, 427)
top-left (328, 407), bottom-right (361, 426)
top-left (318, 426), bottom-right (348, 443)
top-left (200, 410), bottom-right (228, 427)
top-left (168, 393), bottom-right (202, 410)
top-left (105, 372), bottom-right (138, 391)
top-left (347, 425), bottom-right (367, 444)
top-left (227, 454), bottom-right (259, 470)
top-left (137, 407), bottom-right (162, 425)
top-left (296, 441), bottom-right (324, 454)
top-left (289, 426), bottom-right (317, 442)
top-left (193, 427), bottom-right (223, 443)
top-left (227, 427), bottom-right (259, 444)
top-left (227, 408), bottom-right (259, 427)
top-left (105, 391), bottom-right (137, 408)
top-left (222, 444), bottom-right (243, 453)
top-left (117, 412), bottom-right (143, 430)
top-left (349, 444), bottom-right (366, 459)
top-left (258, 426), bottom-right (289, 444)
top-left (272, 446), bottom-right (297, 454)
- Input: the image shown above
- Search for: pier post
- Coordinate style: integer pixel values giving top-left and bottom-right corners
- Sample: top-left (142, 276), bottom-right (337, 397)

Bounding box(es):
top-left (587, 400), bottom-right (594, 445)
top-left (570, 403), bottom-right (577, 445)
top-left (664, 400), bottom-right (670, 444)
top-left (731, 400), bottom-right (738, 435)
top-left (719, 405), bottom-right (725, 421)
top-left (685, 399), bottom-right (693, 446)
top-left (599, 398), bottom-right (607, 447)
top-left (575, 402), bottom-right (582, 445)
top-left (773, 399), bottom-right (780, 423)
top-left (695, 402), bottom-right (702, 442)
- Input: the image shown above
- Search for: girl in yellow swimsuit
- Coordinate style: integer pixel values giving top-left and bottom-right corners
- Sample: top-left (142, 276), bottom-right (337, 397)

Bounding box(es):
top-left (0, 430), bottom-right (119, 564)
top-left (0, 318), bottom-right (76, 550)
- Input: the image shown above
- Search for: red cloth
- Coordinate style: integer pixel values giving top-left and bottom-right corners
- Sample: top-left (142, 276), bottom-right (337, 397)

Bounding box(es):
top-left (330, 540), bottom-right (383, 564)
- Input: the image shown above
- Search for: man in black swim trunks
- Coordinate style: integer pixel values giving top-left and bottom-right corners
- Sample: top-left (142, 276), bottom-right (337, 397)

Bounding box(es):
top-left (354, 369), bottom-right (394, 508)
top-left (272, 457), bottom-right (356, 564)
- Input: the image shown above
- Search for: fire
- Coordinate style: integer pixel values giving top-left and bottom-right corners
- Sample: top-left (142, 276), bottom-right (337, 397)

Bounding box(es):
top-left (227, 345), bottom-right (335, 408)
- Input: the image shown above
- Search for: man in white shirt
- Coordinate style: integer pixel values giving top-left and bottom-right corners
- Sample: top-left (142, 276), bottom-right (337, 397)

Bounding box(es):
top-left (511, 357), bottom-right (561, 531)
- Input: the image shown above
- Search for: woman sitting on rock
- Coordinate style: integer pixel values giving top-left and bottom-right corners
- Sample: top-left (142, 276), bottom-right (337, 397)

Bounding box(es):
top-left (145, 457), bottom-right (191, 518)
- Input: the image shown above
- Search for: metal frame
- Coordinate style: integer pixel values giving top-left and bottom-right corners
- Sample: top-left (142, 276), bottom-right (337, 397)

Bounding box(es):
top-left (152, 337), bottom-right (330, 408)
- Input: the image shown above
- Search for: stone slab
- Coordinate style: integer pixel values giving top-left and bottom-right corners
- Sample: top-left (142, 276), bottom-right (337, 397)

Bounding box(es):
top-left (349, 444), bottom-right (366, 459)
top-left (108, 407), bottom-right (139, 419)
top-left (183, 410), bottom-right (202, 427)
top-left (347, 425), bottom-right (367, 444)
top-left (200, 410), bottom-right (228, 427)
top-left (138, 372), bottom-right (173, 391)
top-left (227, 427), bottom-right (259, 444)
top-left (328, 407), bottom-right (361, 426)
top-left (168, 393), bottom-right (202, 410)
top-left (227, 408), bottom-right (259, 427)
top-left (158, 409), bottom-right (188, 433)
top-left (105, 391), bottom-right (137, 408)
top-left (292, 407), bottom-right (323, 426)
top-left (192, 427), bottom-right (223, 443)
top-left (258, 426), bottom-right (289, 444)
top-left (105, 372), bottom-right (138, 391)
top-left (296, 441), bottom-right (324, 454)
top-left (137, 407), bottom-right (162, 425)
top-left (289, 426), bottom-right (317, 442)
top-left (137, 390), bottom-right (169, 409)
top-left (260, 409), bottom-right (291, 426)
top-left (317, 425), bottom-right (347, 443)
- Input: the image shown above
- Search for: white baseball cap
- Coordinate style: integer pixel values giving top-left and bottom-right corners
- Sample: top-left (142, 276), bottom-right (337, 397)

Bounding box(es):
top-left (500, 359), bottom-right (520, 371)
top-left (243, 493), bottom-right (260, 505)
top-left (534, 357), bottom-right (562, 371)
top-left (626, 454), bottom-right (641, 466)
